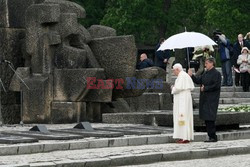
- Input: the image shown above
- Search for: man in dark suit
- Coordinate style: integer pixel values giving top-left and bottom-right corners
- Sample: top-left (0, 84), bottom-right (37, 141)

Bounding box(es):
top-left (155, 38), bottom-right (171, 70)
top-left (233, 34), bottom-right (250, 86)
top-left (188, 57), bottom-right (221, 142)
top-left (137, 53), bottom-right (154, 70)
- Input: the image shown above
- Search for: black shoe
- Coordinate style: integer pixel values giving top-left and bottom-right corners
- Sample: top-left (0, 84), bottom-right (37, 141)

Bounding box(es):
top-left (204, 138), bottom-right (218, 142)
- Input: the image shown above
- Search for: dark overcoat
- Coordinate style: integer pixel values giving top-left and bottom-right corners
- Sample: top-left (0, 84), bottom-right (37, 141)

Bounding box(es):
top-left (191, 68), bottom-right (221, 121)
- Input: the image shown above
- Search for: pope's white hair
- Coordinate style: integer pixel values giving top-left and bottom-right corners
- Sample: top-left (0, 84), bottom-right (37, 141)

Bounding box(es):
top-left (173, 63), bottom-right (183, 71)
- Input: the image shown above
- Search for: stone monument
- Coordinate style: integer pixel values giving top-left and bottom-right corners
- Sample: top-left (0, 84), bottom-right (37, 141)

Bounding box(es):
top-left (0, 0), bottom-right (169, 124)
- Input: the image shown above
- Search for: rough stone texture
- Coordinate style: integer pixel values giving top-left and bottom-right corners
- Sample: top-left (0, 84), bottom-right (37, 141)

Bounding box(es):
top-left (21, 75), bottom-right (52, 123)
top-left (108, 138), bottom-right (128, 147)
top-left (5, 0), bottom-right (164, 123)
top-left (133, 153), bottom-right (163, 165)
top-left (101, 98), bottom-right (131, 114)
top-left (79, 27), bottom-right (92, 44)
top-left (125, 93), bottom-right (172, 112)
top-left (85, 158), bottom-right (111, 167)
top-left (115, 67), bottom-right (160, 98)
top-left (0, 0), bottom-right (8, 27)
top-left (88, 25), bottom-right (116, 39)
top-left (128, 136), bottom-right (147, 146)
top-left (43, 143), bottom-right (70, 152)
top-left (51, 102), bottom-right (86, 123)
top-left (54, 44), bottom-right (87, 69)
top-left (0, 0), bottom-right (38, 28)
top-left (18, 144), bottom-right (44, 154)
top-left (30, 162), bottom-right (56, 167)
top-left (0, 146), bottom-right (18, 155)
top-left (207, 147), bottom-right (228, 157)
top-left (25, 4), bottom-right (61, 74)
top-left (44, 0), bottom-right (86, 18)
top-left (89, 139), bottom-right (109, 148)
top-left (90, 35), bottom-right (136, 79)
top-left (102, 111), bottom-right (250, 128)
top-left (9, 67), bottom-right (31, 91)
top-left (190, 149), bottom-right (209, 159)
top-left (84, 44), bottom-right (100, 67)
top-left (89, 35), bottom-right (138, 99)
top-left (147, 135), bottom-right (168, 144)
top-left (83, 80), bottom-right (113, 103)
top-left (85, 102), bottom-right (102, 122)
top-left (162, 150), bottom-right (191, 161)
top-left (0, 28), bottom-right (25, 123)
top-left (69, 141), bottom-right (89, 150)
top-left (110, 155), bottom-right (135, 166)
top-left (146, 81), bottom-right (171, 94)
top-left (53, 68), bottom-right (104, 101)
top-left (227, 146), bottom-right (250, 155)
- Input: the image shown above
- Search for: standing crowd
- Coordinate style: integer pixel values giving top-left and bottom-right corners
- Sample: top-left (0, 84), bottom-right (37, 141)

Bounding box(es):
top-left (138, 32), bottom-right (250, 92)
top-left (218, 32), bottom-right (250, 91)
top-left (137, 31), bottom-right (250, 144)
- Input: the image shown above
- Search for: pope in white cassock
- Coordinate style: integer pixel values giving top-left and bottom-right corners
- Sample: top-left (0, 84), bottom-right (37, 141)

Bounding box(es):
top-left (171, 63), bottom-right (195, 143)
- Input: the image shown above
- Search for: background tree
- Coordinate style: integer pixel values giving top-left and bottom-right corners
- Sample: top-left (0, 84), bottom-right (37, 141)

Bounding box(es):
top-left (100, 0), bottom-right (170, 45)
top-left (70, 0), bottom-right (107, 28)
top-left (204, 0), bottom-right (250, 42)
top-left (71, 0), bottom-right (250, 45)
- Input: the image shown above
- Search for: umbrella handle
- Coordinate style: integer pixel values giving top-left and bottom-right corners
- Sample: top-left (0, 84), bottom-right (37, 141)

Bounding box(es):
top-left (186, 48), bottom-right (190, 71)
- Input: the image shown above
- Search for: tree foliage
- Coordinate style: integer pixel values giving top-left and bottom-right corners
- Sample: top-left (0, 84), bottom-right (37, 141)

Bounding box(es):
top-left (71, 0), bottom-right (250, 45)
top-left (101, 0), bottom-right (169, 45)
top-left (204, 0), bottom-right (250, 42)
top-left (70, 0), bottom-right (107, 28)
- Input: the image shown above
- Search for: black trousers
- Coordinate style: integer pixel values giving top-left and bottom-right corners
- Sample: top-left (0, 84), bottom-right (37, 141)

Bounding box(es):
top-left (241, 72), bottom-right (250, 92)
top-left (235, 72), bottom-right (241, 86)
top-left (205, 120), bottom-right (217, 140)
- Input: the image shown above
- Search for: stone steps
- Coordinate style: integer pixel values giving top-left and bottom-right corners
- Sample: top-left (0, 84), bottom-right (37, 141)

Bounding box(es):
top-left (192, 92), bottom-right (250, 98)
top-left (22, 143), bottom-right (250, 167)
top-left (0, 130), bottom-right (249, 154)
top-left (125, 92), bottom-right (173, 112)
top-left (194, 98), bottom-right (250, 104)
top-left (2, 134), bottom-right (250, 166)
top-left (102, 111), bottom-right (250, 126)
top-left (192, 86), bottom-right (243, 92)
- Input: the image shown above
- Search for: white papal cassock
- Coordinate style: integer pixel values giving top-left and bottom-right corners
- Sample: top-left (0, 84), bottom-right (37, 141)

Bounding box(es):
top-left (171, 70), bottom-right (195, 141)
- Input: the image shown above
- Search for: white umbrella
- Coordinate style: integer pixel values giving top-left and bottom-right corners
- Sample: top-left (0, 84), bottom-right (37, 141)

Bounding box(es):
top-left (157, 31), bottom-right (217, 69)
top-left (157, 31), bottom-right (217, 51)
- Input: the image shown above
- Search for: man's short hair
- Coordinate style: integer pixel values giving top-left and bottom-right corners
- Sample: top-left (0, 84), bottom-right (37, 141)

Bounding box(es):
top-left (238, 34), bottom-right (244, 38)
top-left (205, 57), bottom-right (216, 66)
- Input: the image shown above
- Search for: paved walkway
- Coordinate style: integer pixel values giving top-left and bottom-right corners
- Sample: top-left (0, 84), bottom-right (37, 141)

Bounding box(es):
top-left (0, 138), bottom-right (250, 166)
top-left (125, 154), bottom-right (250, 167)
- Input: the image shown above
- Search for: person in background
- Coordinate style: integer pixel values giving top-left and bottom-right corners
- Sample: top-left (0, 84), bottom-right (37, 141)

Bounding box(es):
top-left (171, 63), bottom-right (194, 144)
top-left (237, 47), bottom-right (250, 92)
top-left (244, 32), bottom-right (250, 44)
top-left (217, 34), bottom-right (233, 86)
top-left (188, 57), bottom-right (221, 142)
top-left (155, 38), bottom-right (171, 70)
top-left (233, 34), bottom-right (250, 86)
top-left (192, 45), bottom-right (214, 76)
top-left (137, 53), bottom-right (154, 70)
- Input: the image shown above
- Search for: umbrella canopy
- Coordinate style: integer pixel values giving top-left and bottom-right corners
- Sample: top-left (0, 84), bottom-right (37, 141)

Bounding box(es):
top-left (158, 31), bottom-right (217, 51)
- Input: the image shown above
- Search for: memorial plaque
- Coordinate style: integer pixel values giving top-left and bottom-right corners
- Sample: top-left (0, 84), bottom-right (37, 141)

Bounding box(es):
top-left (74, 122), bottom-right (94, 131)
top-left (95, 127), bottom-right (162, 135)
top-left (0, 134), bottom-right (38, 144)
top-left (51, 128), bottom-right (124, 138)
top-left (2, 131), bottom-right (83, 140)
